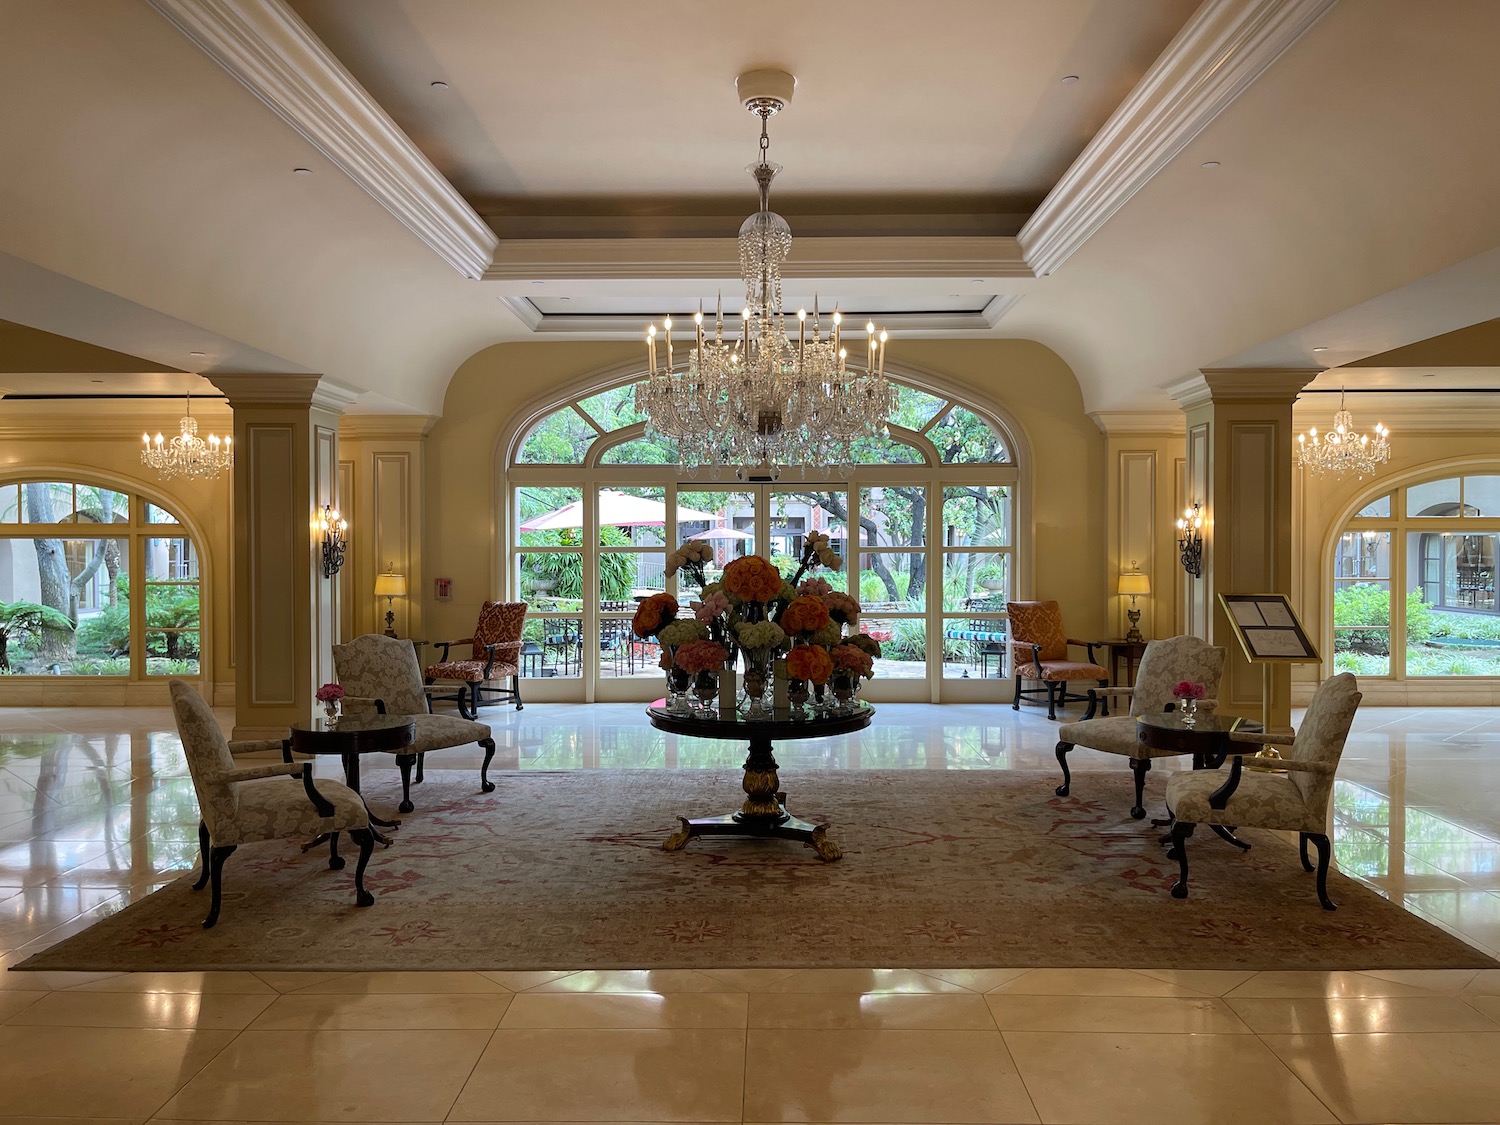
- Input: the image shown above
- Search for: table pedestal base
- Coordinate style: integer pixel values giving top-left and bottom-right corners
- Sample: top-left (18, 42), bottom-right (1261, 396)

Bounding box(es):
top-left (662, 734), bottom-right (842, 861)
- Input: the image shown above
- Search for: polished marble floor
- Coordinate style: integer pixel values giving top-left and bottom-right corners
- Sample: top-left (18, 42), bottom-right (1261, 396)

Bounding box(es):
top-left (0, 699), bottom-right (1498, 1123)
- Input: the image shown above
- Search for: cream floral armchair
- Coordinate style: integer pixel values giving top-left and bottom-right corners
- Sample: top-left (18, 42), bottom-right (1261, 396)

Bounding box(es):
top-left (1164, 672), bottom-right (1362, 910)
top-left (171, 680), bottom-right (375, 929)
top-left (1054, 635), bottom-right (1226, 819)
top-left (334, 633), bottom-right (499, 811)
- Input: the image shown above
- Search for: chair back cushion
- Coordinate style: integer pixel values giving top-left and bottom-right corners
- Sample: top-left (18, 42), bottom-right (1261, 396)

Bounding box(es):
top-left (333, 634), bottom-right (429, 715)
top-left (1131, 636), bottom-right (1226, 718)
top-left (169, 679), bottom-right (239, 837)
top-left (1005, 601), bottom-right (1066, 661)
top-left (1289, 672), bottom-right (1361, 812)
top-left (472, 601), bottom-right (528, 660)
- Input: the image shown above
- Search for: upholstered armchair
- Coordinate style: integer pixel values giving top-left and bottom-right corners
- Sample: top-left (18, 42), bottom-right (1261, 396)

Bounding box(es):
top-left (170, 680), bottom-right (375, 929)
top-left (333, 633), bottom-right (499, 810)
top-left (1165, 672), bottom-right (1361, 910)
top-left (1054, 635), bottom-right (1226, 819)
top-left (1006, 600), bottom-right (1108, 720)
top-left (425, 600), bottom-right (528, 719)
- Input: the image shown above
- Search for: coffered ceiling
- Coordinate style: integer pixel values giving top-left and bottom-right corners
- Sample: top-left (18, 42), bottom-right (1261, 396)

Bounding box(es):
top-left (1, 0), bottom-right (1498, 415)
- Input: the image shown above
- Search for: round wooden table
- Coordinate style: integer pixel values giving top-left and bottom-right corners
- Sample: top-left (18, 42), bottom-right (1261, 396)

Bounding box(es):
top-left (288, 713), bottom-right (416, 850)
top-left (1136, 710), bottom-right (1253, 851)
top-left (647, 701), bottom-right (874, 861)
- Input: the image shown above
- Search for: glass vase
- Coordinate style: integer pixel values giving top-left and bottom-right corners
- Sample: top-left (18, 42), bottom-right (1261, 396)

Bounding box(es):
top-left (1178, 697), bottom-right (1198, 726)
top-left (831, 671), bottom-right (857, 715)
top-left (788, 677), bottom-right (810, 716)
top-left (321, 699), bottom-right (341, 723)
top-left (663, 647), bottom-right (691, 716)
top-left (693, 670), bottom-right (718, 717)
top-left (741, 647), bottom-right (773, 717)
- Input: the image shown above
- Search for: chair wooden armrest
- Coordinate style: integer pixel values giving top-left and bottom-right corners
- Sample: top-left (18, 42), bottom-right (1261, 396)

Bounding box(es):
top-left (222, 761), bottom-right (302, 783)
top-left (1228, 728), bottom-right (1296, 747)
top-left (1066, 638), bottom-right (1108, 663)
top-left (340, 695), bottom-right (387, 715)
top-left (1091, 685), bottom-right (1135, 700)
top-left (1231, 752), bottom-right (1331, 775)
top-left (431, 637), bottom-right (475, 661)
top-left (1208, 753), bottom-right (1333, 810)
top-left (227, 738), bottom-right (287, 755)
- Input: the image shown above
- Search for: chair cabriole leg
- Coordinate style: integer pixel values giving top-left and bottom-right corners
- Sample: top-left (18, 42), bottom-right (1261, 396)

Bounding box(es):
top-left (1012, 674), bottom-right (1022, 711)
top-left (1054, 741), bottom-right (1072, 796)
top-left (513, 673), bottom-right (523, 710)
top-left (480, 737), bottom-right (497, 793)
top-left (1309, 832), bottom-right (1336, 910)
top-left (192, 820), bottom-right (211, 890)
top-left (350, 827), bottom-right (376, 908)
top-left (1128, 757), bottom-right (1151, 820)
top-left (397, 753), bottom-right (416, 814)
top-left (1298, 832), bottom-right (1314, 872)
top-left (203, 844), bottom-right (236, 928)
top-left (415, 754), bottom-right (424, 784)
top-left (1169, 822), bottom-right (1192, 899)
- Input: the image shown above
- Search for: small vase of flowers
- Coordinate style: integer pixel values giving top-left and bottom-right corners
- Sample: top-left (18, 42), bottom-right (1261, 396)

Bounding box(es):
top-left (674, 639), bottom-right (730, 718)
top-left (315, 682), bottom-right (344, 722)
top-left (1173, 680), bottom-right (1205, 725)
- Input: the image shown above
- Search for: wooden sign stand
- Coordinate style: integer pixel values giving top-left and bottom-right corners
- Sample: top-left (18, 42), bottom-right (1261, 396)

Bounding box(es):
top-left (1216, 593), bottom-right (1322, 733)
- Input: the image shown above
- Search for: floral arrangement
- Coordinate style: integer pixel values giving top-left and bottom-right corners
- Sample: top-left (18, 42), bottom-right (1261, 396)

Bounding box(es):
top-left (786, 642), bottom-right (834, 685)
top-left (1172, 680), bottom-right (1206, 700)
top-left (657, 619), bottom-right (709, 647)
top-left (674, 640), bottom-right (730, 676)
top-left (844, 633), bottom-right (883, 659)
top-left (780, 595), bottom-right (832, 637)
top-left (721, 554), bottom-right (785, 603)
top-left (665, 539), bottom-right (714, 587)
top-left (631, 592), bottom-right (679, 638)
top-left (831, 642), bottom-right (876, 680)
top-left (734, 620), bottom-right (786, 651)
top-left (315, 682), bottom-right (345, 703)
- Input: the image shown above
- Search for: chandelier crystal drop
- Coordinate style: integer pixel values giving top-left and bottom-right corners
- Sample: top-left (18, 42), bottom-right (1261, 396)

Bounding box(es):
top-left (141, 396), bottom-right (233, 481)
top-left (636, 70), bottom-right (893, 475)
top-left (1294, 390), bottom-right (1391, 478)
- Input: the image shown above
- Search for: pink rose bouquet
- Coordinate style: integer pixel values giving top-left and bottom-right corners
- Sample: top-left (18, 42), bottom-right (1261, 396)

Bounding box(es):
top-left (1172, 680), bottom-right (1205, 700)
top-left (674, 640), bottom-right (730, 676)
top-left (798, 576), bottom-right (833, 598)
top-left (831, 643), bottom-right (875, 679)
top-left (315, 683), bottom-right (345, 703)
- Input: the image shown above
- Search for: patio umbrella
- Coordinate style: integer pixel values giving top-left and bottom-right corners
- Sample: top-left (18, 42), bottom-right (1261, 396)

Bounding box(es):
top-left (519, 490), bottom-right (716, 531)
top-left (687, 527), bottom-right (753, 540)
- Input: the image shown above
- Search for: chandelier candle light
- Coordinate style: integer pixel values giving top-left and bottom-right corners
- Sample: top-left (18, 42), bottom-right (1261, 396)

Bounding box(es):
top-left (637, 69), bottom-right (894, 474)
top-left (141, 396), bottom-right (233, 481)
top-left (1295, 390), bottom-right (1391, 478)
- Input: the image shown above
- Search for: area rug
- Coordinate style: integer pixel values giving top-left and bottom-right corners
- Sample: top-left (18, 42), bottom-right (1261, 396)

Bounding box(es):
top-left (17, 768), bottom-right (1496, 972)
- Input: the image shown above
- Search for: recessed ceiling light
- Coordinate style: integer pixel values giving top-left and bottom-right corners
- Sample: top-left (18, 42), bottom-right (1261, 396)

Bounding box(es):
top-left (293, 167), bottom-right (312, 175)
top-left (971, 279), bottom-right (985, 285)
top-left (189, 351), bottom-right (206, 357)
top-left (1061, 75), bottom-right (1080, 84)
top-left (558, 296), bottom-right (571, 301)
top-left (430, 80), bottom-right (449, 90)
top-left (1200, 160), bottom-right (1221, 169)
top-left (1312, 347), bottom-right (1328, 353)
top-left (531, 280), bottom-right (544, 286)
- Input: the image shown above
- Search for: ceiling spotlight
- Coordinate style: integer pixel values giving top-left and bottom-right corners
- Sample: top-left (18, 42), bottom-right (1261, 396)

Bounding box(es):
top-left (430, 80), bottom-right (449, 90)
top-left (1201, 160), bottom-right (1221, 169)
top-left (1061, 75), bottom-right (1080, 84)
top-left (293, 167), bottom-right (312, 175)
top-left (189, 351), bottom-right (206, 357)
top-left (1312, 347), bottom-right (1329, 353)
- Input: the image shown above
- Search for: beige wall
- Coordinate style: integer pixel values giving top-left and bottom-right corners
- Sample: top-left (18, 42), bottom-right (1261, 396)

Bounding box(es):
top-left (0, 399), bottom-right (234, 704)
top-left (419, 339), bottom-right (1110, 651)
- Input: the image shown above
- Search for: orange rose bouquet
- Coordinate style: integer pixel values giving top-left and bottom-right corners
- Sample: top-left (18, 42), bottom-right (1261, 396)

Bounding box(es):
top-left (631, 592), bottom-right (678, 638)
top-left (786, 643), bottom-right (834, 686)
top-left (780, 595), bottom-right (832, 637)
top-left (721, 555), bottom-right (784, 603)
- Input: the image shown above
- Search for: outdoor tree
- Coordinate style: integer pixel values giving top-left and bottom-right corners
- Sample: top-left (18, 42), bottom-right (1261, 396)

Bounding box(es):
top-left (0, 600), bottom-right (75, 672)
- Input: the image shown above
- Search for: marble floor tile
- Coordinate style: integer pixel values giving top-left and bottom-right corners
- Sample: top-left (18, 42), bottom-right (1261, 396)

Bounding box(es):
top-left (748, 992), bottom-right (998, 1030)
top-left (7, 989), bottom-right (275, 1029)
top-left (986, 993), bottom-right (1253, 1034)
top-left (1226, 994), bottom-right (1500, 1034)
top-left (500, 992), bottom-right (747, 1029)
top-left (248, 991), bottom-right (513, 1030)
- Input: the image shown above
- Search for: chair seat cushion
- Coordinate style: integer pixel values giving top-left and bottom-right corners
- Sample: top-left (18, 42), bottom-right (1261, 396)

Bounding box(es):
top-left (219, 776), bottom-right (368, 847)
top-left (1166, 769), bottom-right (1316, 833)
top-left (1057, 716), bottom-right (1148, 757)
top-left (402, 714), bottom-right (492, 754)
top-left (1037, 660), bottom-right (1108, 682)
top-left (426, 659), bottom-right (519, 683)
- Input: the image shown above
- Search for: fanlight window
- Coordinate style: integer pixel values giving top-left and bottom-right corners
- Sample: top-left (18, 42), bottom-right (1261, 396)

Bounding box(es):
top-left (517, 378), bottom-right (1013, 467)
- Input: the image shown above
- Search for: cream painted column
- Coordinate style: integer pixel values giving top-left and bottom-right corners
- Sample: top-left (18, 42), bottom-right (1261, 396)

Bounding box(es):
top-left (1171, 369), bottom-right (1318, 728)
top-left (209, 374), bottom-right (356, 738)
top-left (1090, 412), bottom-right (1187, 644)
top-left (338, 415), bottom-right (435, 641)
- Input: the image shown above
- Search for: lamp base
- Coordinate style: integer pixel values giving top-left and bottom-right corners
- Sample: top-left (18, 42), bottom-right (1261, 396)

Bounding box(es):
top-left (383, 603), bottom-right (397, 639)
top-left (1124, 606), bottom-right (1144, 645)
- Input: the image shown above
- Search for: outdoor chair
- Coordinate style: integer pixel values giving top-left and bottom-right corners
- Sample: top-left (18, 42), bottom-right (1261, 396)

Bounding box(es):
top-left (1054, 635), bottom-right (1226, 818)
top-left (170, 679), bottom-right (375, 928)
top-left (1165, 672), bottom-right (1362, 910)
top-left (335, 633), bottom-right (499, 809)
top-left (1006, 600), bottom-right (1108, 719)
top-left (425, 600), bottom-right (527, 719)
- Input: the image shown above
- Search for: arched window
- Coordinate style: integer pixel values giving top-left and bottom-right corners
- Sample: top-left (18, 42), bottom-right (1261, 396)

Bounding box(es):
top-left (0, 479), bottom-right (202, 679)
top-left (505, 373), bottom-right (1021, 702)
top-left (1332, 471), bottom-right (1500, 679)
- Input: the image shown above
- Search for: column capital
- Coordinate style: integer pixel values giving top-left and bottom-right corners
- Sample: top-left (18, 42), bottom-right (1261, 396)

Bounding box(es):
top-left (207, 373), bottom-right (361, 413)
top-left (1171, 368), bottom-right (1321, 409)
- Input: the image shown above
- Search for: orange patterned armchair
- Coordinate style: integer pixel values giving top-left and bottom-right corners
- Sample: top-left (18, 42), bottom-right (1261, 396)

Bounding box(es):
top-left (424, 600), bottom-right (528, 719)
top-left (1006, 600), bottom-right (1108, 720)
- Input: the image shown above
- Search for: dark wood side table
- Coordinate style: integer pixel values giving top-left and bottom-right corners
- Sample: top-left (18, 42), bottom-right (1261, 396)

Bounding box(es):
top-left (1101, 639), bottom-right (1150, 686)
top-left (1136, 710), bottom-right (1252, 851)
top-left (288, 713), bottom-right (416, 852)
top-left (647, 701), bottom-right (875, 861)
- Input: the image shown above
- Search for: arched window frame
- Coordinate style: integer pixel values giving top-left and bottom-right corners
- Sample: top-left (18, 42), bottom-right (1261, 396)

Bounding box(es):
top-left (0, 470), bottom-right (210, 684)
top-left (498, 360), bottom-right (1032, 703)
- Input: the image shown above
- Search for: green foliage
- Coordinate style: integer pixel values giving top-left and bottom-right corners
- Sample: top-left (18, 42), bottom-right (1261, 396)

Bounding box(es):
top-left (68, 656), bottom-right (130, 675)
top-left (0, 600), bottom-right (76, 672)
top-left (74, 576), bottom-right (200, 661)
top-left (858, 571), bottom-right (888, 603)
top-left (1332, 585), bottom-right (1432, 655)
top-left (524, 528), bottom-right (636, 601)
top-left (1430, 611), bottom-right (1500, 641)
top-left (885, 618), bottom-right (927, 661)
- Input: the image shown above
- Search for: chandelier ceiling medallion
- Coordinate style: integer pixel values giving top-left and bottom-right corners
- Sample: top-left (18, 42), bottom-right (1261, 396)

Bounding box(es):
top-left (637, 69), bottom-right (893, 476)
top-left (141, 396), bottom-right (233, 481)
top-left (1294, 389), bottom-right (1391, 478)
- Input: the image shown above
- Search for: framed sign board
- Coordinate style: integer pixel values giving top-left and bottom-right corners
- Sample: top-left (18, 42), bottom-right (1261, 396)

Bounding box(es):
top-left (1217, 593), bottom-right (1321, 664)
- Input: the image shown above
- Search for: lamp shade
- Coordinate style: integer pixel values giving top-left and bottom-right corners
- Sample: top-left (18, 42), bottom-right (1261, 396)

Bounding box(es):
top-left (1117, 572), bottom-right (1151, 597)
top-left (374, 573), bottom-right (407, 598)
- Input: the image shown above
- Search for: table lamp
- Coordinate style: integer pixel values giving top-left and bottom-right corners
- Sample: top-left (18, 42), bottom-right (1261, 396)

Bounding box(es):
top-left (1117, 569), bottom-right (1151, 645)
top-left (374, 573), bottom-right (407, 637)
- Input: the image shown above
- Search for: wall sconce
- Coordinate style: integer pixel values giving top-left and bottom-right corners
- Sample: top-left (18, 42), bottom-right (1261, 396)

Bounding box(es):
top-left (1176, 501), bottom-right (1204, 578)
top-left (1117, 565), bottom-right (1151, 644)
top-left (374, 572), bottom-right (407, 637)
top-left (318, 505), bottom-right (348, 578)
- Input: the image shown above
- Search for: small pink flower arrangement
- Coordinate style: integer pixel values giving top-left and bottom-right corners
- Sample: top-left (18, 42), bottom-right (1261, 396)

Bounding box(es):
top-left (674, 640), bottom-right (730, 676)
top-left (315, 683), bottom-right (345, 703)
top-left (1172, 680), bottom-right (1205, 700)
top-left (831, 643), bottom-right (875, 679)
top-left (798, 576), bottom-right (834, 598)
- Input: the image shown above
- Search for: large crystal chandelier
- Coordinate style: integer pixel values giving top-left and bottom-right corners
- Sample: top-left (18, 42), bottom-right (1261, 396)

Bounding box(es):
top-left (1295, 390), bottom-right (1391, 478)
top-left (636, 69), bottom-right (893, 475)
top-left (141, 396), bottom-right (233, 481)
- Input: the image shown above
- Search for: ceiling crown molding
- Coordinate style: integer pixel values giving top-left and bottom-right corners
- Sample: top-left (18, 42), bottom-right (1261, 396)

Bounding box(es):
top-left (1018, 0), bottom-right (1337, 277)
top-left (149, 0), bottom-right (498, 279)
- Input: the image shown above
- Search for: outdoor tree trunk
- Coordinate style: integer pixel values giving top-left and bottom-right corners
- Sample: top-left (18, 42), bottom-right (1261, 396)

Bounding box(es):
top-left (23, 484), bottom-right (74, 664)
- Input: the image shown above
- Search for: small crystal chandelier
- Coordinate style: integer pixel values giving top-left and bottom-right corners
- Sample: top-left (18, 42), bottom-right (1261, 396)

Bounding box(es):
top-left (141, 396), bottom-right (233, 481)
top-left (636, 69), bottom-right (893, 474)
top-left (1295, 390), bottom-right (1391, 478)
